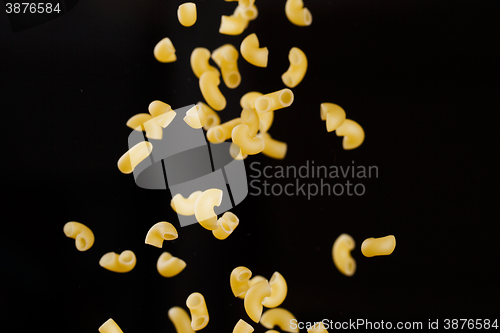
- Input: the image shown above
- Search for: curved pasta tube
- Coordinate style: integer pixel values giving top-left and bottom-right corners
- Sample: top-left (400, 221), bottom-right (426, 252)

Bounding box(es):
top-left (241, 33), bottom-right (268, 67)
top-left (240, 91), bottom-right (262, 109)
top-left (157, 252), bottom-right (186, 277)
top-left (186, 292), bottom-right (209, 331)
top-left (178, 3), bottom-right (197, 27)
top-left (184, 105), bottom-right (207, 129)
top-left (229, 142), bottom-right (248, 160)
top-left (213, 212), bottom-right (240, 240)
top-left (143, 117), bottom-right (163, 140)
top-left (285, 0), bottom-right (312, 27)
top-left (258, 132), bottom-right (287, 160)
top-left (260, 308), bottom-right (299, 333)
top-left (99, 250), bottom-right (136, 273)
top-left (126, 113), bottom-right (152, 131)
top-left (126, 113), bottom-right (163, 140)
top-left (255, 89), bottom-right (294, 113)
top-left (361, 235), bottom-right (396, 257)
top-left (282, 47), bottom-right (307, 88)
top-left (197, 102), bottom-right (220, 130)
top-left (154, 37), bottom-right (176, 63)
top-left (99, 318), bottom-right (123, 333)
top-left (307, 322), bottom-right (329, 333)
top-left (240, 92), bottom-right (274, 132)
top-left (332, 233), bottom-right (356, 276)
top-left (194, 188), bottom-right (223, 230)
top-left (171, 191), bottom-right (203, 216)
top-left (148, 100), bottom-right (176, 128)
top-left (233, 3), bottom-right (258, 21)
top-left (320, 103), bottom-right (346, 132)
top-left (219, 15), bottom-right (248, 36)
top-left (233, 319), bottom-right (254, 333)
top-left (244, 280), bottom-right (271, 323)
top-left (168, 306), bottom-right (195, 333)
top-left (230, 266), bottom-right (252, 297)
top-left (191, 48), bottom-right (220, 79)
top-left (145, 221), bottom-right (178, 247)
top-left (335, 119), bottom-right (365, 150)
top-left (63, 221), bottom-right (94, 251)
top-left (239, 275), bottom-right (267, 299)
top-left (240, 108), bottom-right (260, 137)
top-left (262, 272), bottom-right (287, 308)
top-left (212, 44), bottom-right (241, 89)
top-left (232, 124), bottom-right (265, 155)
top-left (207, 118), bottom-right (241, 143)
top-left (117, 141), bottom-right (153, 174)
top-left (199, 71), bottom-right (226, 111)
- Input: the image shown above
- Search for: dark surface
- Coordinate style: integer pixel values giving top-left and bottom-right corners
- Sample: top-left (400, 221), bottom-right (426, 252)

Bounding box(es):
top-left (1, 0), bottom-right (498, 332)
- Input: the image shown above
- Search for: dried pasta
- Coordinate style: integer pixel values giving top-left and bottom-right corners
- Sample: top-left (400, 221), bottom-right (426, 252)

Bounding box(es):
top-left (171, 191), bottom-right (203, 216)
top-left (260, 308), bottom-right (299, 333)
top-left (240, 108), bottom-right (260, 137)
top-left (63, 221), bottom-right (94, 251)
top-left (145, 221), bottom-right (178, 248)
top-left (332, 233), bottom-right (356, 276)
top-left (219, 15), bottom-right (248, 36)
top-left (229, 142), bottom-right (248, 160)
top-left (285, 0), bottom-right (312, 27)
top-left (230, 266), bottom-right (252, 298)
top-left (232, 124), bottom-right (265, 155)
top-left (233, 3), bottom-right (258, 21)
top-left (190, 48), bottom-right (220, 79)
top-left (99, 250), bottom-right (136, 273)
top-left (213, 212), bottom-right (240, 240)
top-left (258, 132), bottom-right (287, 160)
top-left (199, 71), bottom-right (226, 111)
top-left (126, 113), bottom-right (163, 140)
top-left (255, 89), bottom-right (294, 113)
top-left (241, 33), bottom-right (268, 67)
top-left (361, 235), bottom-right (396, 257)
top-left (184, 104), bottom-right (208, 129)
top-left (207, 118), bottom-right (242, 143)
top-left (262, 272), bottom-right (287, 308)
top-left (307, 322), bottom-right (329, 333)
top-left (197, 102), bottom-right (221, 130)
top-left (99, 318), bottom-right (123, 333)
top-left (239, 275), bottom-right (266, 299)
top-left (194, 188), bottom-right (223, 230)
top-left (154, 37), bottom-right (176, 63)
top-left (320, 103), bottom-right (346, 132)
top-left (282, 47), bottom-right (307, 88)
top-left (212, 44), bottom-right (241, 89)
top-left (186, 292), bottom-right (209, 330)
top-left (233, 319), bottom-right (254, 333)
top-left (157, 252), bottom-right (186, 277)
top-left (117, 141), bottom-right (153, 174)
top-left (178, 3), bottom-right (197, 27)
top-left (244, 280), bottom-right (271, 323)
top-left (169, 306), bottom-right (195, 333)
top-left (335, 119), bottom-right (365, 150)
top-left (148, 100), bottom-right (176, 128)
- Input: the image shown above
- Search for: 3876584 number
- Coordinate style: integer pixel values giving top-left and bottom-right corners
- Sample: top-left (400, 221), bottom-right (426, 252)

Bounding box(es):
top-left (444, 319), bottom-right (498, 330)
top-left (5, 3), bottom-right (61, 14)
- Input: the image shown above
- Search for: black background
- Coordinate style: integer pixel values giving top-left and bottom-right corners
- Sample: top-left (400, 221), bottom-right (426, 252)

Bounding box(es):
top-left (1, 0), bottom-right (498, 332)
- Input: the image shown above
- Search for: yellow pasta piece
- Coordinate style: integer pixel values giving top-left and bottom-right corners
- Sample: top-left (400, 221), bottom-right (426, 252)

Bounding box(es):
top-left (258, 132), bottom-right (287, 160)
top-left (361, 235), bottom-right (396, 257)
top-left (145, 221), bottom-right (178, 248)
top-left (169, 306), bottom-right (195, 333)
top-left (240, 91), bottom-right (262, 109)
top-left (266, 331), bottom-right (281, 333)
top-left (332, 233), bottom-right (356, 276)
top-left (240, 108), bottom-right (260, 137)
top-left (197, 102), bottom-right (220, 130)
top-left (244, 280), bottom-right (271, 323)
top-left (194, 188), bottom-right (223, 230)
top-left (125, 113), bottom-right (163, 140)
top-left (241, 33), bottom-right (268, 67)
top-left (260, 308), bottom-right (299, 333)
top-left (233, 319), bottom-right (254, 333)
top-left (233, 3), bottom-right (258, 21)
top-left (154, 37), bottom-right (176, 63)
top-left (307, 322), bottom-right (329, 333)
top-left (171, 191), bottom-right (203, 216)
top-left (207, 118), bottom-right (242, 143)
top-left (212, 44), bottom-right (241, 89)
top-left (191, 48), bottom-right (220, 79)
top-left (117, 141), bottom-right (153, 174)
top-left (232, 124), bottom-right (265, 155)
top-left (184, 104), bottom-right (208, 129)
top-left (262, 272), bottom-right (287, 308)
top-left (199, 71), bottom-right (226, 111)
top-left (255, 89), bottom-right (294, 113)
top-left (240, 92), bottom-right (275, 133)
top-left (285, 0), bottom-right (312, 26)
top-left (219, 15), bottom-right (248, 36)
top-left (282, 47), bottom-right (307, 88)
top-left (229, 142), bottom-right (248, 160)
top-left (99, 250), bottom-right (136, 273)
top-left (320, 103), bottom-right (346, 132)
top-left (63, 221), bottom-right (94, 251)
top-left (239, 275), bottom-right (267, 299)
top-left (178, 3), bottom-right (197, 27)
top-left (148, 100), bottom-right (176, 128)
top-left (186, 292), bottom-right (209, 330)
top-left (99, 318), bottom-right (124, 333)
top-left (126, 113), bottom-right (152, 131)
top-left (230, 266), bottom-right (252, 297)
top-left (335, 119), bottom-right (365, 150)
top-left (213, 211), bottom-right (240, 240)
top-left (157, 252), bottom-right (186, 277)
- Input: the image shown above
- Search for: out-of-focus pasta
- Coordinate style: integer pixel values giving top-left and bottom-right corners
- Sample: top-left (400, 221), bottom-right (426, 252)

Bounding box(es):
top-left (282, 47), bottom-right (307, 88)
top-left (154, 37), bottom-right (176, 63)
top-left (199, 71), bottom-right (226, 111)
top-left (260, 308), bottom-right (299, 333)
top-left (285, 0), bottom-right (312, 26)
top-left (157, 252), bottom-right (186, 277)
top-left (213, 212), bottom-right (240, 240)
top-left (99, 250), bottom-right (136, 273)
top-left (335, 119), bottom-right (365, 150)
top-left (361, 235), bottom-right (396, 257)
top-left (186, 292), bottom-right (209, 330)
top-left (117, 141), bottom-right (153, 174)
top-left (99, 318), bottom-right (123, 333)
top-left (169, 306), bottom-right (195, 333)
top-left (332, 233), bottom-right (356, 276)
top-left (178, 3), bottom-right (197, 27)
top-left (171, 191), bottom-right (203, 216)
top-left (255, 89), bottom-right (294, 113)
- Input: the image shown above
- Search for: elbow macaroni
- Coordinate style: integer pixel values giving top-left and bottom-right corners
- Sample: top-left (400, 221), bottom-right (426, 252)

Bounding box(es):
top-left (307, 322), bottom-right (329, 333)
top-left (99, 318), bottom-right (123, 333)
top-left (184, 104), bottom-right (208, 129)
top-left (255, 89), bottom-right (294, 113)
top-left (332, 233), bottom-right (356, 276)
top-left (199, 71), bottom-right (226, 111)
top-left (145, 221), bottom-right (178, 248)
top-left (178, 3), bottom-right (197, 27)
top-left (335, 119), bottom-right (365, 150)
top-left (148, 100), bottom-right (176, 128)
top-left (126, 113), bottom-right (163, 140)
top-left (191, 48), bottom-right (220, 79)
top-left (361, 235), bottom-right (396, 257)
top-left (232, 124), bottom-right (265, 155)
top-left (219, 15), bottom-right (248, 35)
top-left (229, 142), bottom-right (248, 160)
top-left (194, 188), bottom-right (223, 230)
top-left (258, 132), bottom-right (287, 160)
top-left (244, 279), bottom-right (271, 323)
top-left (207, 118), bottom-right (242, 143)
top-left (262, 272), bottom-right (287, 308)
top-left (212, 44), bottom-right (241, 89)
top-left (154, 37), bottom-right (176, 63)
top-left (285, 0), bottom-right (312, 26)
top-left (157, 252), bottom-right (186, 277)
top-left (240, 108), bottom-right (260, 137)
top-left (260, 308), bottom-right (299, 333)
top-left (171, 191), bottom-right (203, 216)
top-left (197, 102), bottom-right (220, 130)
top-left (230, 266), bottom-right (252, 297)
top-left (186, 292), bottom-right (209, 330)
top-left (169, 306), bottom-right (195, 333)
top-left (99, 250), bottom-right (136, 273)
top-left (282, 47), bottom-right (307, 88)
top-left (63, 221), bottom-right (94, 251)
top-left (117, 141), bottom-right (153, 174)
top-left (241, 33), bottom-right (268, 67)
top-left (320, 103), bottom-right (346, 132)
top-left (233, 319), bottom-right (254, 333)
top-left (213, 211), bottom-right (240, 240)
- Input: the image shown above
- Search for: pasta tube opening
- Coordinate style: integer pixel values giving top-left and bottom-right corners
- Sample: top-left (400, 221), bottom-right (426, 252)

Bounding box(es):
top-left (255, 89), bottom-right (294, 113)
top-left (63, 221), bottom-right (95, 251)
top-left (145, 221), bottom-right (179, 247)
